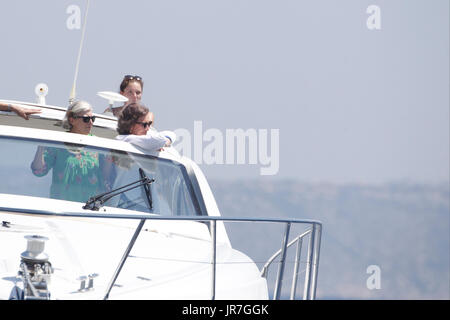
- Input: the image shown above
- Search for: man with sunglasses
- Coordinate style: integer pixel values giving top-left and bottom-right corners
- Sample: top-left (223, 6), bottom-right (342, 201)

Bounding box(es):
top-left (104, 75), bottom-right (144, 117)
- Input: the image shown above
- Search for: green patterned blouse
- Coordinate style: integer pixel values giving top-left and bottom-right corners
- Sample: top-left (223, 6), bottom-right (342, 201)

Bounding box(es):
top-left (31, 146), bottom-right (106, 202)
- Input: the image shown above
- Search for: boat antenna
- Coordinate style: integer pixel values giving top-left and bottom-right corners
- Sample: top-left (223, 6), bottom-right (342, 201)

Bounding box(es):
top-left (69, 0), bottom-right (91, 104)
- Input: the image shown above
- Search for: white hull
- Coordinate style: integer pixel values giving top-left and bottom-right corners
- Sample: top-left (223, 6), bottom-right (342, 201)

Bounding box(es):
top-left (0, 195), bottom-right (268, 300)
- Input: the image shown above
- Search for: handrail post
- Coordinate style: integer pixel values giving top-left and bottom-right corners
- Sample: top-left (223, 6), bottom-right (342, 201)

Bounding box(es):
top-left (310, 223), bottom-right (322, 300)
top-left (104, 218), bottom-right (146, 300)
top-left (303, 224), bottom-right (316, 300)
top-left (290, 237), bottom-right (302, 300)
top-left (210, 220), bottom-right (217, 300)
top-left (273, 222), bottom-right (291, 300)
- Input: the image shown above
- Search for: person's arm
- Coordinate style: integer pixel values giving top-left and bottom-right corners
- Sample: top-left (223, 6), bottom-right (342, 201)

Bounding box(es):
top-left (119, 133), bottom-right (168, 151)
top-left (117, 128), bottom-right (176, 152)
top-left (0, 102), bottom-right (41, 120)
top-left (30, 146), bottom-right (54, 176)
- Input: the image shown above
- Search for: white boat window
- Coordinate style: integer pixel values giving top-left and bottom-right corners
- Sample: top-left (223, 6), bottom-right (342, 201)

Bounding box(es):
top-left (0, 136), bottom-right (202, 216)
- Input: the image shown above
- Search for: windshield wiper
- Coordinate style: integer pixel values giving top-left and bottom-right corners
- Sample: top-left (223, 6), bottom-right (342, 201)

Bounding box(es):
top-left (139, 168), bottom-right (153, 210)
top-left (83, 175), bottom-right (155, 211)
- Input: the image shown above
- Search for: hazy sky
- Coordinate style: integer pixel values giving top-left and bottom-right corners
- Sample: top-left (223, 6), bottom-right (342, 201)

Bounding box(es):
top-left (0, 0), bottom-right (448, 183)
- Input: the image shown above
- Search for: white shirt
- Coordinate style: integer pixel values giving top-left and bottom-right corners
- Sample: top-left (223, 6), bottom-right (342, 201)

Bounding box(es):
top-left (116, 129), bottom-right (176, 152)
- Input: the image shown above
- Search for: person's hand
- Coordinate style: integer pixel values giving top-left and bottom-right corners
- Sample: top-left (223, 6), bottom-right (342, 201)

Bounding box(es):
top-left (164, 138), bottom-right (172, 147)
top-left (159, 139), bottom-right (172, 151)
top-left (12, 105), bottom-right (42, 120)
top-left (160, 131), bottom-right (176, 146)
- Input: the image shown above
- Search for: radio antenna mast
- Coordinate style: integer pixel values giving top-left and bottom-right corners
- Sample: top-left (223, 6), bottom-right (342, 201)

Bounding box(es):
top-left (69, 0), bottom-right (91, 104)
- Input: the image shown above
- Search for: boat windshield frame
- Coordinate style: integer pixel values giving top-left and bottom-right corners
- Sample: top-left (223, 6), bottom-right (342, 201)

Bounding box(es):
top-left (0, 129), bottom-right (208, 217)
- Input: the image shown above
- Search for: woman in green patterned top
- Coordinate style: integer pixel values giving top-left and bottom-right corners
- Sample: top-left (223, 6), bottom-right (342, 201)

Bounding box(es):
top-left (31, 101), bottom-right (106, 202)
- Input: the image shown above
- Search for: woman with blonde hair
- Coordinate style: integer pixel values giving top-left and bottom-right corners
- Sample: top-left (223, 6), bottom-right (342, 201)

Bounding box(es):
top-left (31, 100), bottom-right (105, 202)
top-left (61, 100), bottom-right (96, 134)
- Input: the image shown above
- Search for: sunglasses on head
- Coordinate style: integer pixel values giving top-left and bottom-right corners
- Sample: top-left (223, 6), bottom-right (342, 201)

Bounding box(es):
top-left (73, 115), bottom-right (96, 123)
top-left (124, 75), bottom-right (142, 82)
top-left (136, 121), bottom-right (152, 128)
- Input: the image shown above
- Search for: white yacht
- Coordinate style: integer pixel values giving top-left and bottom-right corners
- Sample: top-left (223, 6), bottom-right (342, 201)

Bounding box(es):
top-left (0, 95), bottom-right (322, 300)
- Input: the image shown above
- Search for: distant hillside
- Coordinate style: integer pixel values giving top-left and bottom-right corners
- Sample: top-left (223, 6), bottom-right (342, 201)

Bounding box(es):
top-left (208, 179), bottom-right (450, 299)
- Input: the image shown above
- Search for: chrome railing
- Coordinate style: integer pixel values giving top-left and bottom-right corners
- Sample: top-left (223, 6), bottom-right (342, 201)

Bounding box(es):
top-left (260, 223), bottom-right (322, 300)
top-left (1, 207), bottom-right (322, 300)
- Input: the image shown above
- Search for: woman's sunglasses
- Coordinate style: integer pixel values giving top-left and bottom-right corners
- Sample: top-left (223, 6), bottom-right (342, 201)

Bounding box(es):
top-left (124, 75), bottom-right (142, 82)
top-left (137, 121), bottom-right (152, 128)
top-left (73, 115), bottom-right (96, 123)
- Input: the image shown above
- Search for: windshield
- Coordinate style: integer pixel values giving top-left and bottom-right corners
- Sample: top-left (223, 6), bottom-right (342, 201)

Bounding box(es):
top-left (0, 136), bottom-right (203, 216)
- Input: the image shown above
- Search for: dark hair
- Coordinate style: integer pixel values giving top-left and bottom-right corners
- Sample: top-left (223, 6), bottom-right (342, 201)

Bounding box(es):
top-left (120, 75), bottom-right (144, 93)
top-left (117, 103), bottom-right (149, 135)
